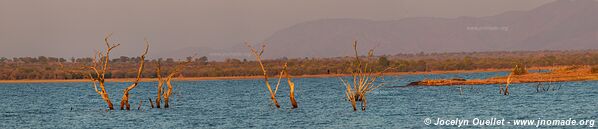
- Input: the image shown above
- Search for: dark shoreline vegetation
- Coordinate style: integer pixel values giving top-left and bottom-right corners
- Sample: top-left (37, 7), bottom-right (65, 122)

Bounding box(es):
top-left (2, 49), bottom-right (598, 80)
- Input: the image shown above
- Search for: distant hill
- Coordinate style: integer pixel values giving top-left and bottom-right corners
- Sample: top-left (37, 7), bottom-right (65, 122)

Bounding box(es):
top-left (262, 0), bottom-right (598, 58)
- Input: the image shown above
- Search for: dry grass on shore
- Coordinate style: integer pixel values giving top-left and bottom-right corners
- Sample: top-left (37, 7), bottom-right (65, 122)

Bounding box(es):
top-left (0, 66), bottom-right (558, 84)
top-left (410, 65), bottom-right (598, 86)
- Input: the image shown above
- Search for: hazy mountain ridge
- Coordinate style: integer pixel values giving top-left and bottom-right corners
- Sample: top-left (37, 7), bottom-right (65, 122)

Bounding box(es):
top-left (261, 0), bottom-right (598, 58)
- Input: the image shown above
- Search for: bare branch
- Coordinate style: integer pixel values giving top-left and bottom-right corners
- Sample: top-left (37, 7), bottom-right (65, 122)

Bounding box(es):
top-left (246, 43), bottom-right (280, 108)
top-left (162, 57), bottom-right (192, 108)
top-left (120, 40), bottom-right (149, 110)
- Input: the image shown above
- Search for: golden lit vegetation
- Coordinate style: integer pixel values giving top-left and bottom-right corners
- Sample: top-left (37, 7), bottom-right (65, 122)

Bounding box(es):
top-left (340, 41), bottom-right (391, 111)
top-left (5, 50), bottom-right (598, 80)
top-left (410, 65), bottom-right (598, 86)
top-left (246, 43), bottom-right (298, 109)
top-left (513, 64), bottom-right (528, 75)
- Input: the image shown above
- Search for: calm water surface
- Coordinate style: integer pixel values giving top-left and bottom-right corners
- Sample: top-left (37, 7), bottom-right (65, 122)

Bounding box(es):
top-left (1, 72), bottom-right (597, 128)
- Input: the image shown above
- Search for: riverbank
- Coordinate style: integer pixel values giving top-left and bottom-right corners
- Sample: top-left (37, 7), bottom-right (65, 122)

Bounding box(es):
top-left (0, 66), bottom-right (555, 84)
top-left (409, 66), bottom-right (598, 86)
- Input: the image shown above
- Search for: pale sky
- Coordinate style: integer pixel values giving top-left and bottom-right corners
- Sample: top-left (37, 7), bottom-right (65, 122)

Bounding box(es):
top-left (0, 0), bottom-right (555, 58)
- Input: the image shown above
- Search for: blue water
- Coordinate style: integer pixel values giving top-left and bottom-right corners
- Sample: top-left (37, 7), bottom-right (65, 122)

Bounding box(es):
top-left (1, 72), bottom-right (597, 128)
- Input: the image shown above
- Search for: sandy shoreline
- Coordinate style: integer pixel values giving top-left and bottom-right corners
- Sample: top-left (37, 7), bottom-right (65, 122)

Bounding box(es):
top-left (0, 67), bottom-right (552, 84)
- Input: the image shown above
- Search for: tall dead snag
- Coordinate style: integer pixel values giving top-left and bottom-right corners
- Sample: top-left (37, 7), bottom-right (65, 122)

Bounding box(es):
top-left (163, 60), bottom-right (191, 108)
top-left (155, 61), bottom-right (164, 108)
top-left (120, 39), bottom-right (149, 110)
top-left (282, 63), bottom-right (298, 108)
top-left (500, 65), bottom-right (516, 96)
top-left (87, 33), bottom-right (120, 110)
top-left (340, 41), bottom-right (391, 111)
top-left (246, 43), bottom-right (282, 108)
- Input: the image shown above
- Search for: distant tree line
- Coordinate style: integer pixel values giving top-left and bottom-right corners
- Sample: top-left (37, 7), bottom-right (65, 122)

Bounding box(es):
top-left (2, 50), bottom-right (598, 80)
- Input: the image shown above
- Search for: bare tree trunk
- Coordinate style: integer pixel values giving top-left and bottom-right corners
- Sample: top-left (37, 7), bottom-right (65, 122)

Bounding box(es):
top-left (149, 97), bottom-right (154, 108)
top-left (155, 62), bottom-right (164, 108)
top-left (87, 33), bottom-right (120, 110)
top-left (261, 67), bottom-right (280, 108)
top-left (99, 82), bottom-right (114, 110)
top-left (120, 40), bottom-right (149, 110)
top-left (162, 61), bottom-right (191, 108)
top-left (156, 84), bottom-right (162, 108)
top-left (289, 89), bottom-right (297, 108)
top-left (351, 98), bottom-right (357, 111)
top-left (102, 94), bottom-right (114, 110)
top-left (163, 73), bottom-right (177, 108)
top-left (246, 43), bottom-right (282, 108)
top-left (503, 68), bottom-right (514, 96)
top-left (269, 94), bottom-right (280, 108)
top-left (283, 63), bottom-right (298, 109)
top-left (164, 99), bottom-right (169, 108)
top-left (164, 77), bottom-right (173, 108)
top-left (361, 95), bottom-right (367, 111)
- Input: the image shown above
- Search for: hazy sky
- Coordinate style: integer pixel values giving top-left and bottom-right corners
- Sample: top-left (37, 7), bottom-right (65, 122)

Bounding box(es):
top-left (0, 0), bottom-right (555, 58)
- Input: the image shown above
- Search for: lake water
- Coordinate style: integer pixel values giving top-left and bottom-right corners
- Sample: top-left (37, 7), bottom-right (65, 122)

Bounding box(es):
top-left (1, 72), bottom-right (597, 128)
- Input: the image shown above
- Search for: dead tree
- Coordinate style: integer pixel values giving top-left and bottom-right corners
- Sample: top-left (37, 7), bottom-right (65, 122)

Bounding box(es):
top-left (340, 41), bottom-right (391, 111)
top-left (87, 33), bottom-right (120, 110)
top-left (246, 43), bottom-right (299, 109)
top-left (154, 61), bottom-right (165, 108)
top-left (246, 43), bottom-right (282, 108)
top-left (499, 65), bottom-right (515, 96)
top-left (119, 40), bottom-right (149, 110)
top-left (282, 63), bottom-right (298, 108)
top-left (162, 61), bottom-right (191, 108)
